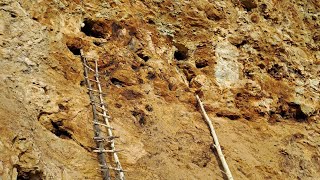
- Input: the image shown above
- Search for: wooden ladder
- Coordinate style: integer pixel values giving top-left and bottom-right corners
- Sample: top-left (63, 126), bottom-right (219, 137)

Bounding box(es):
top-left (81, 50), bottom-right (125, 180)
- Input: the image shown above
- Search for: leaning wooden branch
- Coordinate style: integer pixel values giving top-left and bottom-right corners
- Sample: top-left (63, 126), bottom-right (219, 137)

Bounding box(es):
top-left (196, 95), bottom-right (234, 180)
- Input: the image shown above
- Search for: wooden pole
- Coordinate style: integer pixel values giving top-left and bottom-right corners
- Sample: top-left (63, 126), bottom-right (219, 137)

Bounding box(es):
top-left (196, 95), bottom-right (234, 180)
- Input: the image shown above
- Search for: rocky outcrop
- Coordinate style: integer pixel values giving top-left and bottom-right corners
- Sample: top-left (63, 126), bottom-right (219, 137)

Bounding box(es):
top-left (0, 0), bottom-right (319, 179)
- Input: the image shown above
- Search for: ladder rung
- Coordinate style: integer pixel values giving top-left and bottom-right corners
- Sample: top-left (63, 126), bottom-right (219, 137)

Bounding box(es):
top-left (93, 149), bottom-right (122, 153)
top-left (93, 136), bottom-right (106, 141)
top-left (95, 105), bottom-right (109, 111)
top-left (99, 165), bottom-right (108, 169)
top-left (107, 136), bottom-right (119, 140)
top-left (99, 166), bottom-right (126, 172)
top-left (93, 121), bottom-right (114, 129)
top-left (98, 167), bottom-right (126, 172)
top-left (90, 73), bottom-right (99, 78)
top-left (96, 108), bottom-right (109, 112)
top-left (94, 139), bottom-right (114, 143)
top-left (87, 88), bottom-right (99, 93)
top-left (109, 167), bottom-right (126, 172)
top-left (90, 101), bottom-right (107, 106)
top-left (94, 136), bottom-right (118, 141)
top-left (87, 88), bottom-right (107, 95)
top-left (93, 149), bottom-right (108, 153)
top-left (85, 78), bottom-right (99, 83)
top-left (83, 64), bottom-right (95, 72)
top-left (99, 168), bottom-right (109, 172)
top-left (96, 112), bottom-right (111, 118)
top-left (93, 137), bottom-right (114, 143)
top-left (89, 79), bottom-right (99, 83)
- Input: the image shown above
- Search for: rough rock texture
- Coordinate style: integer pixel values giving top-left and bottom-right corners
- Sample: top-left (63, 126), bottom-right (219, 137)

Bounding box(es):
top-left (0, 0), bottom-right (319, 179)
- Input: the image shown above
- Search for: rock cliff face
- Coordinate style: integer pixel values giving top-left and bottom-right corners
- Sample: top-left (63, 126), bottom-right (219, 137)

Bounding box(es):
top-left (0, 0), bottom-right (319, 179)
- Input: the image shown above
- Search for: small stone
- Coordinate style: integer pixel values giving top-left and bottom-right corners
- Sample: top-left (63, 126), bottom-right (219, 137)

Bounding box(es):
top-left (300, 104), bottom-right (315, 117)
top-left (251, 13), bottom-right (260, 23)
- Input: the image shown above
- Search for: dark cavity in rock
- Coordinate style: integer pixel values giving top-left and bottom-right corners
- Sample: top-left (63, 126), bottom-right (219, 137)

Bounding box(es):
top-left (67, 44), bottom-right (81, 55)
top-left (146, 71), bottom-right (156, 80)
top-left (121, 90), bottom-right (143, 100)
top-left (216, 113), bottom-right (241, 120)
top-left (16, 166), bottom-right (44, 180)
top-left (131, 110), bottom-right (146, 126)
top-left (195, 59), bottom-right (209, 68)
top-left (240, 0), bottom-right (257, 11)
top-left (51, 120), bottom-right (72, 139)
top-left (110, 78), bottom-right (125, 87)
top-left (174, 43), bottom-right (189, 60)
top-left (111, 22), bottom-right (123, 37)
top-left (145, 104), bottom-right (153, 112)
top-left (81, 19), bottom-right (107, 38)
top-left (137, 52), bottom-right (150, 62)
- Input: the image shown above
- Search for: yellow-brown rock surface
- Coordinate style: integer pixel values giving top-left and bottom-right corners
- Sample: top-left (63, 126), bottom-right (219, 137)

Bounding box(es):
top-left (0, 0), bottom-right (319, 179)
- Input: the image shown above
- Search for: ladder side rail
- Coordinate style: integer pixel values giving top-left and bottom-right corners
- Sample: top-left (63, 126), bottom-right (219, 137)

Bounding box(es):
top-left (94, 59), bottom-right (125, 180)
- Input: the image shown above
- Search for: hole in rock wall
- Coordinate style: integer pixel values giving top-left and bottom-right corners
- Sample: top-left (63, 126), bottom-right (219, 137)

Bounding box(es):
top-left (17, 167), bottom-right (44, 180)
top-left (131, 110), bottom-right (146, 126)
top-left (81, 19), bottom-right (107, 38)
top-left (257, 63), bottom-right (266, 69)
top-left (267, 64), bottom-right (285, 80)
top-left (174, 43), bottom-right (189, 60)
top-left (145, 104), bottom-right (153, 112)
top-left (178, 64), bottom-right (196, 83)
top-left (278, 103), bottom-right (308, 122)
top-left (111, 22), bottom-right (123, 37)
top-left (138, 78), bottom-right (144, 84)
top-left (195, 59), bottom-right (209, 68)
top-left (259, 4), bottom-right (270, 19)
top-left (131, 64), bottom-right (139, 71)
top-left (51, 120), bottom-right (72, 139)
top-left (130, 60), bottom-right (142, 71)
top-left (216, 113), bottom-right (241, 120)
top-left (147, 19), bottom-right (155, 24)
top-left (93, 41), bottom-right (102, 46)
top-left (146, 71), bottom-right (156, 80)
top-left (67, 44), bottom-right (81, 55)
top-left (137, 53), bottom-right (150, 62)
top-left (58, 104), bottom-right (68, 111)
top-left (10, 13), bottom-right (17, 18)
top-left (111, 78), bottom-right (125, 87)
top-left (240, 0), bottom-right (257, 11)
top-left (121, 90), bottom-right (143, 100)
top-left (235, 40), bottom-right (248, 48)
top-left (115, 103), bottom-right (122, 108)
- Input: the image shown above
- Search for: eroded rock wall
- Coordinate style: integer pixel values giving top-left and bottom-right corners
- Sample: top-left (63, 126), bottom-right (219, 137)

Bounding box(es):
top-left (0, 0), bottom-right (319, 179)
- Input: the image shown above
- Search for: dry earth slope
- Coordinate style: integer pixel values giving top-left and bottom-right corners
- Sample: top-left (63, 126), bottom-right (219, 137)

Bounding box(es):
top-left (0, 0), bottom-right (319, 179)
